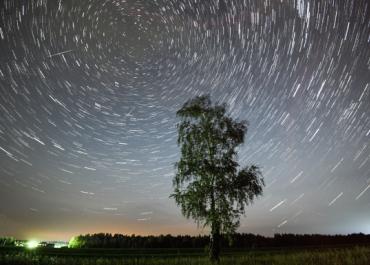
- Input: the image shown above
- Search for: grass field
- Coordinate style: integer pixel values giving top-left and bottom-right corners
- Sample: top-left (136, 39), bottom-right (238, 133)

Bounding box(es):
top-left (1, 244), bottom-right (369, 264)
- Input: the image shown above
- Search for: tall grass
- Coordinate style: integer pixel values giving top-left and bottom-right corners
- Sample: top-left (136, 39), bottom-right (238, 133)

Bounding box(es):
top-left (1, 246), bottom-right (369, 265)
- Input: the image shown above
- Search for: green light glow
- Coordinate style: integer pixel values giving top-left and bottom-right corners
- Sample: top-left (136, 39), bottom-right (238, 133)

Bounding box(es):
top-left (27, 241), bottom-right (38, 248)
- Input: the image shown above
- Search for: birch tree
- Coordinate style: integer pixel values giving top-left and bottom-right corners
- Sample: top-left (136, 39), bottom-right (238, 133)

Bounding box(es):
top-left (170, 94), bottom-right (265, 263)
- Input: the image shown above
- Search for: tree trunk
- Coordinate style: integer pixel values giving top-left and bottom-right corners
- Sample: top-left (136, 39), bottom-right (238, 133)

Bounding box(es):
top-left (209, 221), bottom-right (221, 264)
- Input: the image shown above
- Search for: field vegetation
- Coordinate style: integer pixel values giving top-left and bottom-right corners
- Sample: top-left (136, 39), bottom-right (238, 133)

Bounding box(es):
top-left (1, 244), bottom-right (370, 264)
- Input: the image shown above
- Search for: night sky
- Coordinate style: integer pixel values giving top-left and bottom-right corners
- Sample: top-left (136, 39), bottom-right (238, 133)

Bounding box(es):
top-left (1, 0), bottom-right (370, 242)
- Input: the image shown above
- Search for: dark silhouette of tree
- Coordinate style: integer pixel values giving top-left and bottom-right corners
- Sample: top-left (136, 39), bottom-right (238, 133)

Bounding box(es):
top-left (169, 94), bottom-right (265, 263)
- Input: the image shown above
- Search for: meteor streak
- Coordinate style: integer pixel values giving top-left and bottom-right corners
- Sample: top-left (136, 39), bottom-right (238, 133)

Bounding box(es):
top-left (122, 106), bottom-right (136, 121)
top-left (49, 48), bottom-right (79, 57)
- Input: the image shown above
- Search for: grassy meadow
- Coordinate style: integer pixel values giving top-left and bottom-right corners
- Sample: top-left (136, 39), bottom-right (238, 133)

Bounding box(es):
top-left (1, 244), bottom-right (369, 264)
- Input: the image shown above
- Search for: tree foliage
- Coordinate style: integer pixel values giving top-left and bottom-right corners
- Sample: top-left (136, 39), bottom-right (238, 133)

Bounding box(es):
top-left (68, 235), bottom-right (85, 248)
top-left (67, 233), bottom-right (210, 248)
top-left (0, 236), bottom-right (14, 246)
top-left (170, 94), bottom-right (265, 262)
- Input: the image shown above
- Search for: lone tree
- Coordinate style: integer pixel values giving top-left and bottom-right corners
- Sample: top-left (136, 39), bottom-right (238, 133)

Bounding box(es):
top-left (170, 94), bottom-right (264, 263)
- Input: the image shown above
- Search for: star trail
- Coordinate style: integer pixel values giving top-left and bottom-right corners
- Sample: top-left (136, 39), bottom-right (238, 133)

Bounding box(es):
top-left (0, 0), bottom-right (370, 241)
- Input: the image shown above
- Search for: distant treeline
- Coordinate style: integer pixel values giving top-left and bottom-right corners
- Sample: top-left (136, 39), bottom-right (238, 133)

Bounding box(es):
top-left (68, 233), bottom-right (370, 249)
